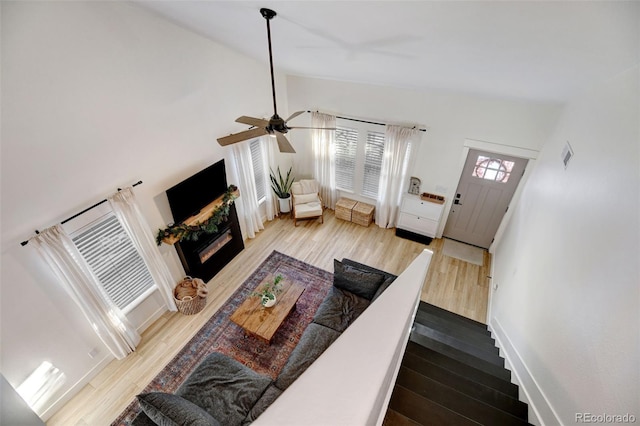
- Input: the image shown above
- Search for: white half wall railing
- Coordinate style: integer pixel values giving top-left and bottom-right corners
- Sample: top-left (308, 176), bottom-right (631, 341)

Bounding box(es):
top-left (254, 248), bottom-right (433, 426)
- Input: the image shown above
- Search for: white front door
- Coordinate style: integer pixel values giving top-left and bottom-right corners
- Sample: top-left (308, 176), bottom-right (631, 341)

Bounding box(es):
top-left (443, 149), bottom-right (528, 248)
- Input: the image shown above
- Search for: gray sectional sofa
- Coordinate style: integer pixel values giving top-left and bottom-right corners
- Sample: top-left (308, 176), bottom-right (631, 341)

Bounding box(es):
top-left (132, 258), bottom-right (397, 426)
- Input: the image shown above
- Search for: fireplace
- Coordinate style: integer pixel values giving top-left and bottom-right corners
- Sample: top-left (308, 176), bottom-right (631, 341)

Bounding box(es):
top-left (199, 230), bottom-right (233, 264)
top-left (173, 204), bottom-right (244, 282)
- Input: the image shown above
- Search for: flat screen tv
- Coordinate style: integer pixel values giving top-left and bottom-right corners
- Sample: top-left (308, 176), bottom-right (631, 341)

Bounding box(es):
top-left (166, 159), bottom-right (228, 224)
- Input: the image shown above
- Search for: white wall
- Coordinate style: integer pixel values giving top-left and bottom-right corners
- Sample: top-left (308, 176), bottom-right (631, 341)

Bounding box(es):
top-left (1, 375), bottom-right (45, 426)
top-left (0, 1), bottom-right (287, 418)
top-left (489, 67), bottom-right (639, 424)
top-left (285, 76), bottom-right (562, 234)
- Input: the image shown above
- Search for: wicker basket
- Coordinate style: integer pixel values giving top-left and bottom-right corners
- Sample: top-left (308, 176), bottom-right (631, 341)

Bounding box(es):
top-left (174, 276), bottom-right (207, 315)
top-left (335, 198), bottom-right (357, 222)
top-left (353, 202), bottom-right (375, 227)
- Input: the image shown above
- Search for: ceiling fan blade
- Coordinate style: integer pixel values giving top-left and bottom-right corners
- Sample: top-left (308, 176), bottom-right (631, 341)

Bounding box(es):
top-left (217, 127), bottom-right (268, 146)
top-left (274, 132), bottom-right (296, 153)
top-left (236, 116), bottom-right (269, 127)
top-left (288, 126), bottom-right (337, 130)
top-left (285, 110), bottom-right (305, 123)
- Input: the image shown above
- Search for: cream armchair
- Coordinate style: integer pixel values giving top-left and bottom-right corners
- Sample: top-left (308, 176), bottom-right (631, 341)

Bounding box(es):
top-left (291, 179), bottom-right (323, 226)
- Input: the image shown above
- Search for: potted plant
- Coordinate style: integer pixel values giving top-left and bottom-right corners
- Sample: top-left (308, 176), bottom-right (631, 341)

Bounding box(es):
top-left (251, 275), bottom-right (284, 308)
top-left (270, 166), bottom-right (294, 213)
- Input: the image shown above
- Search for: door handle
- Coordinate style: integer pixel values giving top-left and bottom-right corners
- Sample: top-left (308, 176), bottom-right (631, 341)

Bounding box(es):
top-left (454, 199), bottom-right (462, 205)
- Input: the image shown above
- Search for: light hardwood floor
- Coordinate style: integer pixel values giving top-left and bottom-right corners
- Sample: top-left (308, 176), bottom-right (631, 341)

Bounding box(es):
top-left (47, 209), bottom-right (491, 426)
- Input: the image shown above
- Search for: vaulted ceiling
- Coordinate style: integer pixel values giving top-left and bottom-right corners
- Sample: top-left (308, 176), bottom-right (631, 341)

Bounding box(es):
top-left (136, 1), bottom-right (638, 103)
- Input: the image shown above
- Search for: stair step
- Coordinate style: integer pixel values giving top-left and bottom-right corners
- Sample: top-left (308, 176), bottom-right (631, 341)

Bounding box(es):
top-left (413, 323), bottom-right (502, 366)
top-left (410, 332), bottom-right (510, 380)
top-left (406, 341), bottom-right (517, 396)
top-left (396, 366), bottom-right (530, 426)
top-left (382, 409), bottom-right (422, 426)
top-left (418, 301), bottom-right (490, 335)
top-left (415, 309), bottom-right (496, 347)
top-left (389, 385), bottom-right (480, 426)
top-left (402, 351), bottom-right (528, 420)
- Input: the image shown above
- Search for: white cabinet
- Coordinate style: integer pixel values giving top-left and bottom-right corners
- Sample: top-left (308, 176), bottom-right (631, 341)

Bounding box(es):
top-left (397, 195), bottom-right (444, 238)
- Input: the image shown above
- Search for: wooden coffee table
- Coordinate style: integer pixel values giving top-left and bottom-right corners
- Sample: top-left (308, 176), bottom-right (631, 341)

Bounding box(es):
top-left (230, 279), bottom-right (305, 344)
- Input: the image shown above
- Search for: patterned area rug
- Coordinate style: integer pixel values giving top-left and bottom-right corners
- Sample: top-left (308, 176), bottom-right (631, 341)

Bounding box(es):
top-left (112, 250), bottom-right (332, 425)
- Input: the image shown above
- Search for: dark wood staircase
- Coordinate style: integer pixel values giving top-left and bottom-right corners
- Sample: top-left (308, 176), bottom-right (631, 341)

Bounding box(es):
top-left (384, 301), bottom-right (531, 425)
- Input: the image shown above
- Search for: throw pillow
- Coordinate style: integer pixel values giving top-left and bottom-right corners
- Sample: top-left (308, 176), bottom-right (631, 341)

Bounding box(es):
top-left (176, 353), bottom-right (273, 426)
top-left (137, 392), bottom-right (220, 426)
top-left (333, 259), bottom-right (385, 300)
top-left (294, 193), bottom-right (318, 205)
top-left (371, 275), bottom-right (397, 302)
top-left (312, 287), bottom-right (370, 332)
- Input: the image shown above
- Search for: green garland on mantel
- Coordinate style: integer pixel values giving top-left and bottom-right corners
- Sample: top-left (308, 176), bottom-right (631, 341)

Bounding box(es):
top-left (156, 185), bottom-right (238, 246)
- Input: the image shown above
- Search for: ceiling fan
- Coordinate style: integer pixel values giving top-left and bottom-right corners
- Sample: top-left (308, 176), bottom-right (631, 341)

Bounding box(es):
top-left (216, 8), bottom-right (334, 153)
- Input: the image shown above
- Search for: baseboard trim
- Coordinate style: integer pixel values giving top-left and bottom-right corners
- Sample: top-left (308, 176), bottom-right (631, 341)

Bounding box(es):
top-left (40, 354), bottom-right (113, 421)
top-left (137, 305), bottom-right (167, 334)
top-left (489, 318), bottom-right (562, 426)
top-left (42, 306), bottom-right (167, 421)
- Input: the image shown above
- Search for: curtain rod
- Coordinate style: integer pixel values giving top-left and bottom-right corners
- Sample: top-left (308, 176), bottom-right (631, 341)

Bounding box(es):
top-left (20, 180), bottom-right (143, 246)
top-left (307, 111), bottom-right (427, 132)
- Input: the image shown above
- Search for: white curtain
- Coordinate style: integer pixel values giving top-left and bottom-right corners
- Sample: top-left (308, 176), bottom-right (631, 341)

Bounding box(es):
top-left (231, 140), bottom-right (264, 239)
top-left (311, 112), bottom-right (337, 209)
top-left (108, 187), bottom-right (177, 311)
top-left (262, 136), bottom-right (279, 220)
top-left (376, 125), bottom-right (419, 228)
top-left (32, 225), bottom-right (141, 359)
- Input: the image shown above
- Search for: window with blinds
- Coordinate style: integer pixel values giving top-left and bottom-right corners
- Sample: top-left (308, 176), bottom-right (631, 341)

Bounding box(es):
top-left (250, 138), bottom-right (266, 201)
top-left (335, 127), bottom-right (358, 191)
top-left (72, 214), bottom-right (155, 310)
top-left (362, 131), bottom-right (385, 198)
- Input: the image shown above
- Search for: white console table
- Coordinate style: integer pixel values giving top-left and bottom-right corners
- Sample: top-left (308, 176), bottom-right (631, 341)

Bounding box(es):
top-left (397, 194), bottom-right (445, 241)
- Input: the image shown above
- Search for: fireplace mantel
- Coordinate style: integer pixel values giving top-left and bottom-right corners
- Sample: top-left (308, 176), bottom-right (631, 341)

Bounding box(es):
top-left (161, 188), bottom-right (240, 245)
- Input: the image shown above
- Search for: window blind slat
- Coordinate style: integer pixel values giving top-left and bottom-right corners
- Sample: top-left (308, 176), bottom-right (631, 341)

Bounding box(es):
top-left (71, 213), bottom-right (155, 309)
top-left (335, 127), bottom-right (358, 191)
top-left (73, 218), bottom-right (122, 241)
top-left (82, 244), bottom-right (137, 266)
top-left (97, 259), bottom-right (147, 284)
top-left (362, 131), bottom-right (385, 198)
top-left (250, 139), bottom-right (266, 200)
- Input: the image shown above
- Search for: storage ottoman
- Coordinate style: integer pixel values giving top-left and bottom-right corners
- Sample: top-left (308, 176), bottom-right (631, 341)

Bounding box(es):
top-left (353, 202), bottom-right (374, 227)
top-left (335, 198), bottom-right (357, 222)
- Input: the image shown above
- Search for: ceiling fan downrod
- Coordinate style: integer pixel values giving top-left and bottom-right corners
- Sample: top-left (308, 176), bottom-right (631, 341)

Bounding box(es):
top-left (260, 8), bottom-right (279, 120)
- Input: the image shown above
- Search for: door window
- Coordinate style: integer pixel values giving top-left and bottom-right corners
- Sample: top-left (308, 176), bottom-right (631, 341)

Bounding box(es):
top-left (472, 155), bottom-right (515, 183)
